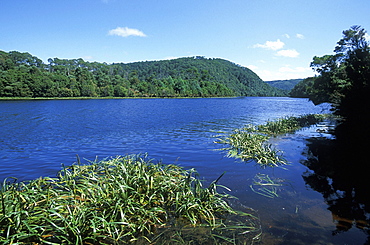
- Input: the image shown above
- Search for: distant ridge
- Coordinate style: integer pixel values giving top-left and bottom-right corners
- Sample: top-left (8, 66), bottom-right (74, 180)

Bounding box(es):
top-left (0, 51), bottom-right (285, 98)
top-left (265, 79), bottom-right (303, 91)
top-left (117, 57), bottom-right (287, 97)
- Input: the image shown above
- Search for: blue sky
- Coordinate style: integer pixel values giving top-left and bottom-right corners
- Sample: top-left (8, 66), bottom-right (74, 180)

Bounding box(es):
top-left (1, 0), bottom-right (370, 80)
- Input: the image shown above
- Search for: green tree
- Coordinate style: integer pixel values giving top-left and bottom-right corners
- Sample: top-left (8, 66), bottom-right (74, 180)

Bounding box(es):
top-left (289, 77), bottom-right (316, 98)
top-left (0, 50), bottom-right (286, 98)
top-left (334, 26), bottom-right (370, 120)
top-left (9, 51), bottom-right (43, 68)
top-left (307, 26), bottom-right (370, 117)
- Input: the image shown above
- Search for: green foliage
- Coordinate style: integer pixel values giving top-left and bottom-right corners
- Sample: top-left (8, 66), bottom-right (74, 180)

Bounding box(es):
top-left (257, 114), bottom-right (328, 135)
top-left (289, 77), bottom-right (318, 98)
top-left (216, 114), bottom-right (328, 167)
top-left (265, 79), bottom-right (303, 93)
top-left (0, 51), bottom-right (284, 98)
top-left (290, 25), bottom-right (370, 123)
top-left (0, 155), bottom-right (260, 244)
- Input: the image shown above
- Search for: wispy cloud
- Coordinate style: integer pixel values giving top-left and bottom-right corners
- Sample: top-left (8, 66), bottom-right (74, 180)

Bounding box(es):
top-left (82, 55), bottom-right (94, 61)
top-left (276, 49), bottom-right (299, 58)
top-left (256, 66), bottom-right (313, 80)
top-left (365, 33), bottom-right (370, 42)
top-left (163, 56), bottom-right (179, 60)
top-left (279, 66), bottom-right (310, 73)
top-left (246, 65), bottom-right (258, 70)
top-left (253, 39), bottom-right (285, 50)
top-left (108, 27), bottom-right (146, 37)
top-left (296, 33), bottom-right (305, 39)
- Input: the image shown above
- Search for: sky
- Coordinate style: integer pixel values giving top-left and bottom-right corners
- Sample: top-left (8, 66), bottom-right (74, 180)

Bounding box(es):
top-left (1, 0), bottom-right (370, 81)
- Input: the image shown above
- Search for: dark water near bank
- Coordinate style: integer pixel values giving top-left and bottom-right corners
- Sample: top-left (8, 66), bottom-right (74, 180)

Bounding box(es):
top-left (0, 97), bottom-right (368, 244)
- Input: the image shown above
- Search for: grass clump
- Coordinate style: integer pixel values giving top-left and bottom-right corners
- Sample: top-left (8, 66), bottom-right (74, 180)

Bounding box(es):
top-left (257, 114), bottom-right (328, 136)
top-left (216, 129), bottom-right (286, 167)
top-left (0, 154), bottom-right (260, 244)
top-left (215, 114), bottom-right (329, 167)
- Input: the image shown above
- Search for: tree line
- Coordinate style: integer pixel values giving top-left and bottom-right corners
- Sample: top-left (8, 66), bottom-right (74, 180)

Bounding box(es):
top-left (0, 52), bottom-right (285, 98)
top-left (290, 25), bottom-right (370, 141)
top-left (290, 26), bottom-right (370, 238)
top-left (290, 26), bottom-right (370, 120)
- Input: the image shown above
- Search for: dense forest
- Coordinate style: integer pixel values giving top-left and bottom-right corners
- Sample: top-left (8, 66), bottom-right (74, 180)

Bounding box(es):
top-left (0, 52), bottom-right (285, 98)
top-left (265, 79), bottom-right (302, 92)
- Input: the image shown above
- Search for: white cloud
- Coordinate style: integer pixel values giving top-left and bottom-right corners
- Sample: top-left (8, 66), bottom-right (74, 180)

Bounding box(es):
top-left (163, 56), bottom-right (179, 60)
top-left (108, 27), bottom-right (146, 37)
top-left (253, 39), bottom-right (285, 50)
top-left (365, 33), bottom-right (370, 42)
top-left (256, 67), bottom-right (313, 81)
top-left (82, 55), bottom-right (93, 61)
top-left (279, 66), bottom-right (310, 73)
top-left (276, 49), bottom-right (299, 58)
top-left (246, 65), bottom-right (258, 70)
top-left (284, 34), bottom-right (290, 39)
top-left (296, 33), bottom-right (305, 39)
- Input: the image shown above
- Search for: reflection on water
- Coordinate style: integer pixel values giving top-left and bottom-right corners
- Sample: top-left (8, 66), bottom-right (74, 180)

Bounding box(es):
top-left (301, 124), bottom-right (370, 243)
top-left (234, 119), bottom-right (369, 245)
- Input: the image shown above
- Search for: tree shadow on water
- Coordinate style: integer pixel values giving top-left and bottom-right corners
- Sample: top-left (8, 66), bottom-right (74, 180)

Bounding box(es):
top-left (301, 121), bottom-right (370, 244)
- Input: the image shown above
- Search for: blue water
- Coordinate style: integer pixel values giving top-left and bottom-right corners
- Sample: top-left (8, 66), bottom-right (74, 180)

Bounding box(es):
top-left (1, 97), bottom-right (367, 244)
top-left (0, 97), bottom-right (326, 181)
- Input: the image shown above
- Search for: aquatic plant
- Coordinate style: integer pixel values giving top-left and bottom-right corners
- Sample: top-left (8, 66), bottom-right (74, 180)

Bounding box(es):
top-left (216, 130), bottom-right (286, 168)
top-left (257, 114), bottom-right (328, 136)
top-left (0, 154), bottom-right (260, 244)
top-left (250, 173), bottom-right (286, 199)
top-left (215, 114), bottom-right (329, 167)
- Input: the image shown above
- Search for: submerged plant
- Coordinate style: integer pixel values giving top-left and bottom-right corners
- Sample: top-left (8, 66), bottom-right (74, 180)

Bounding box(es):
top-left (0, 154), bottom-right (260, 244)
top-left (250, 173), bottom-right (286, 199)
top-left (215, 114), bottom-right (329, 167)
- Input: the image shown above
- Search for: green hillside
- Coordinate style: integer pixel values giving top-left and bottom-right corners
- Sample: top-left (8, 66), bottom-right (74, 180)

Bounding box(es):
top-left (0, 51), bottom-right (285, 98)
top-left (116, 57), bottom-right (286, 97)
top-left (265, 79), bottom-right (303, 91)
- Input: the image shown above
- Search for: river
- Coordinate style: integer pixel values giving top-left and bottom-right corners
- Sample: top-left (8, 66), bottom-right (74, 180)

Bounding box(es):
top-left (0, 97), bottom-right (368, 244)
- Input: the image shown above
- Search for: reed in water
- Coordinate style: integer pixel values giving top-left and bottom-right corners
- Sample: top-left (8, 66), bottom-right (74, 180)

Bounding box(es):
top-left (0, 154), bottom-right (260, 244)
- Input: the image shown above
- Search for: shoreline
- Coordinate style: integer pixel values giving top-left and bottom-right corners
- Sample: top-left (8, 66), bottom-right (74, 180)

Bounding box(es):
top-left (0, 95), bottom-right (290, 100)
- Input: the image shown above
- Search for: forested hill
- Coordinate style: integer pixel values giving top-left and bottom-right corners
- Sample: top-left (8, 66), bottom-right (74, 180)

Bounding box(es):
top-left (0, 51), bottom-right (285, 98)
top-left (265, 79), bottom-right (303, 92)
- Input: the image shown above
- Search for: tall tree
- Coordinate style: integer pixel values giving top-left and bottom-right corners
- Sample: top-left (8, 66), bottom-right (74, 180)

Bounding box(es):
top-left (307, 26), bottom-right (370, 115)
top-left (333, 26), bottom-right (370, 121)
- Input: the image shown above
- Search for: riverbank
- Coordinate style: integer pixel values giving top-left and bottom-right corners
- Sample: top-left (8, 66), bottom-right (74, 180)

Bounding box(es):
top-left (0, 96), bottom-right (242, 100)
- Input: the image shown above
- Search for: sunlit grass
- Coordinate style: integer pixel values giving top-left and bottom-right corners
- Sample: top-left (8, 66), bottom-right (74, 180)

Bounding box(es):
top-left (0, 154), bottom-right (260, 244)
top-left (215, 114), bottom-right (329, 167)
top-left (257, 114), bottom-right (328, 136)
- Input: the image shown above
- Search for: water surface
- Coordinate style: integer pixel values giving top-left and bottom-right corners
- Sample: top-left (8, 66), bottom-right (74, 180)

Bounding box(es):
top-left (1, 97), bottom-right (367, 244)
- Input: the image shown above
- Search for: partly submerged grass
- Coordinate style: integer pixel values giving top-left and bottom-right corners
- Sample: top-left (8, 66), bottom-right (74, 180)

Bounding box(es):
top-left (215, 114), bottom-right (329, 167)
top-left (250, 174), bottom-right (286, 199)
top-left (257, 114), bottom-right (329, 136)
top-left (0, 154), bottom-right (260, 244)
